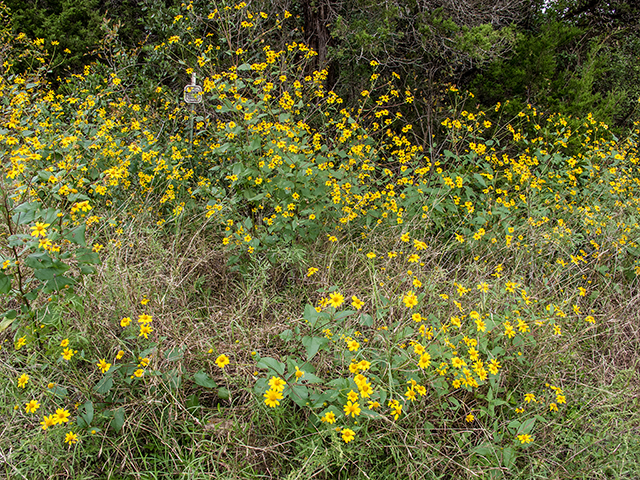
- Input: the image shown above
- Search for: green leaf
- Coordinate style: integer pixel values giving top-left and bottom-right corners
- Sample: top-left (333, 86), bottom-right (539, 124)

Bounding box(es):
top-left (334, 310), bottom-right (356, 322)
top-left (186, 394), bottom-right (200, 411)
top-left (502, 447), bottom-right (516, 468)
top-left (76, 250), bottom-right (100, 265)
top-left (473, 173), bottom-right (487, 187)
top-left (0, 272), bottom-right (11, 294)
top-left (164, 346), bottom-right (185, 361)
top-left (360, 408), bottom-right (383, 419)
top-left (65, 224), bottom-right (86, 247)
top-left (111, 407), bottom-right (125, 433)
top-left (302, 335), bottom-right (327, 361)
top-left (303, 303), bottom-right (320, 327)
top-left (256, 357), bottom-right (285, 376)
top-left (48, 385), bottom-right (68, 398)
top-left (194, 370), bottom-right (217, 389)
top-left (507, 419), bottom-right (521, 434)
top-left (12, 201), bottom-right (40, 225)
top-left (165, 368), bottom-right (182, 390)
top-left (81, 401), bottom-right (94, 425)
top-left (519, 417), bottom-right (536, 434)
top-left (95, 375), bottom-right (114, 395)
top-left (34, 263), bottom-right (70, 280)
top-left (279, 329), bottom-right (294, 342)
top-left (0, 317), bottom-right (15, 333)
top-left (25, 251), bottom-right (54, 269)
top-left (43, 275), bottom-right (76, 293)
top-left (299, 372), bottom-right (324, 384)
top-left (289, 384), bottom-right (308, 407)
top-left (360, 314), bottom-right (374, 327)
top-left (308, 391), bottom-right (338, 408)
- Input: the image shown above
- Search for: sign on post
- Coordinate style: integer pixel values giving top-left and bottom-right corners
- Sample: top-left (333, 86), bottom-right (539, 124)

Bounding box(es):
top-left (184, 73), bottom-right (202, 104)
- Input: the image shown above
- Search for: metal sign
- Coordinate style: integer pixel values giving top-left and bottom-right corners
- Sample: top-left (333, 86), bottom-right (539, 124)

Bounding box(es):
top-left (184, 73), bottom-right (202, 104)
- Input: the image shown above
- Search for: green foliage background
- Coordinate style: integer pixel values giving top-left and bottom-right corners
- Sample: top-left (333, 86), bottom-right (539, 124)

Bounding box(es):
top-left (4, 0), bottom-right (640, 135)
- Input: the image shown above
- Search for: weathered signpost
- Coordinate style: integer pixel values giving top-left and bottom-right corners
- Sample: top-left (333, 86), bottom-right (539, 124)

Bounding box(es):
top-left (183, 72), bottom-right (202, 147)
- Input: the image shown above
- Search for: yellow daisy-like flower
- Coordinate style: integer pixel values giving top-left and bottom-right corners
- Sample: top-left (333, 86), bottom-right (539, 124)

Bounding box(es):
top-left (343, 401), bottom-right (361, 417)
top-left (351, 296), bottom-right (364, 310)
top-left (30, 222), bottom-right (50, 238)
top-left (517, 434), bottom-right (533, 444)
top-left (120, 317), bottom-right (131, 327)
top-left (53, 408), bottom-right (70, 424)
top-left (17, 373), bottom-right (29, 388)
top-left (347, 390), bottom-right (359, 402)
top-left (41, 414), bottom-right (56, 430)
top-left (306, 267), bottom-right (319, 277)
top-left (402, 291), bottom-right (418, 309)
top-left (328, 292), bottom-right (344, 308)
top-left (64, 431), bottom-right (79, 445)
top-left (215, 354), bottom-right (230, 369)
top-left (358, 382), bottom-right (373, 398)
top-left (138, 314), bottom-right (153, 324)
top-left (96, 359), bottom-right (111, 374)
top-left (321, 411), bottom-right (336, 424)
top-left (341, 428), bottom-right (355, 443)
top-left (139, 324), bottom-right (153, 339)
top-left (388, 400), bottom-right (402, 420)
top-left (488, 359), bottom-right (501, 375)
top-left (268, 376), bottom-right (286, 391)
top-left (418, 353), bottom-right (431, 369)
top-left (263, 388), bottom-right (283, 408)
top-left (61, 348), bottom-right (75, 361)
top-left (25, 399), bottom-right (40, 413)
